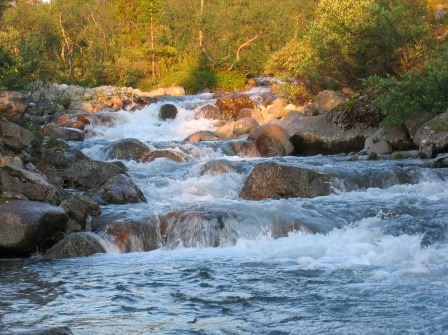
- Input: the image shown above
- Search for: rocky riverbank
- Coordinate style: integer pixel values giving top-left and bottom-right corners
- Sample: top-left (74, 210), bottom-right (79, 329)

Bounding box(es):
top-left (1, 80), bottom-right (447, 260)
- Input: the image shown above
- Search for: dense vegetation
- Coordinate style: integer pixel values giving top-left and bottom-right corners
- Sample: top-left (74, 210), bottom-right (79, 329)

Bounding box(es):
top-left (0, 0), bottom-right (447, 125)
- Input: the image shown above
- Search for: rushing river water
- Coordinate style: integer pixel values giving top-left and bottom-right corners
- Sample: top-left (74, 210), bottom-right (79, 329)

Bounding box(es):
top-left (1, 89), bottom-right (448, 334)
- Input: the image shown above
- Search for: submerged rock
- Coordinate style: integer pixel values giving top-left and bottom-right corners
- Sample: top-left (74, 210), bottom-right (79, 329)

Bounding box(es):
top-left (0, 201), bottom-right (68, 256)
top-left (16, 327), bottom-right (74, 335)
top-left (240, 162), bottom-right (331, 200)
top-left (159, 103), bottom-right (178, 120)
top-left (46, 232), bottom-right (106, 258)
top-left (142, 149), bottom-right (188, 163)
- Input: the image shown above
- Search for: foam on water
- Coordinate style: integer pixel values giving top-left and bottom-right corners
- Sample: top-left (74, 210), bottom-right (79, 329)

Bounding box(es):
top-left (85, 102), bottom-right (217, 142)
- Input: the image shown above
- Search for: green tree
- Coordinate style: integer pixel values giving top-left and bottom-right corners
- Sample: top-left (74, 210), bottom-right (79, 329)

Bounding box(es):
top-left (267, 0), bottom-right (431, 94)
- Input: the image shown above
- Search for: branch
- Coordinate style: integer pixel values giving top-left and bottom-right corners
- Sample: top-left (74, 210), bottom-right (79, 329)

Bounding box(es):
top-left (236, 34), bottom-right (260, 61)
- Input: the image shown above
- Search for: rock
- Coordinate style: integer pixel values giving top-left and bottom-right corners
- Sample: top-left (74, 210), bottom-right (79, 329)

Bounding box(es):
top-left (41, 126), bottom-right (85, 142)
top-left (0, 165), bottom-right (65, 205)
top-left (248, 124), bottom-right (294, 157)
top-left (165, 86), bottom-right (186, 96)
top-left (434, 153), bottom-right (448, 168)
top-left (97, 219), bottom-right (158, 253)
top-left (216, 93), bottom-right (255, 120)
top-left (45, 232), bottom-right (106, 258)
top-left (215, 121), bottom-right (237, 140)
top-left (0, 200), bottom-right (68, 256)
top-left (1, 120), bottom-right (35, 152)
top-left (158, 210), bottom-right (231, 248)
top-left (0, 91), bottom-right (28, 123)
top-left (240, 162), bottom-right (332, 200)
top-left (60, 195), bottom-right (101, 231)
top-left (142, 149), bottom-right (188, 163)
top-left (184, 131), bottom-right (220, 142)
top-left (365, 126), bottom-right (412, 152)
top-left (404, 110), bottom-right (434, 141)
top-left (195, 104), bottom-right (222, 120)
top-left (391, 150), bottom-right (420, 160)
top-left (41, 147), bottom-right (90, 170)
top-left (159, 103), bottom-right (178, 120)
top-left (367, 139), bottom-right (393, 155)
top-left (237, 108), bottom-right (264, 124)
top-left (233, 117), bottom-right (259, 137)
top-left (199, 160), bottom-right (237, 176)
top-left (16, 326), bottom-right (74, 335)
top-left (291, 93), bottom-right (384, 155)
top-left (85, 174), bottom-right (147, 205)
top-left (59, 159), bottom-right (128, 190)
top-left (277, 111), bottom-right (312, 136)
top-left (105, 138), bottom-right (152, 162)
top-left (232, 141), bottom-right (260, 158)
top-left (314, 90), bottom-right (347, 114)
top-left (414, 112), bottom-right (448, 158)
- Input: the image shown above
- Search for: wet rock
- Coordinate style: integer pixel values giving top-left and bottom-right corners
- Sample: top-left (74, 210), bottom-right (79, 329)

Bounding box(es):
top-left (0, 91), bottom-right (27, 123)
top-left (195, 104), bottom-right (222, 120)
top-left (232, 140), bottom-right (260, 158)
top-left (16, 326), bottom-right (74, 335)
top-left (434, 153), bottom-right (448, 168)
top-left (45, 232), bottom-right (106, 258)
top-left (85, 174), bottom-right (147, 205)
top-left (240, 162), bottom-right (331, 200)
top-left (159, 103), bottom-right (178, 120)
top-left (216, 93), bottom-right (255, 120)
top-left (0, 200), bottom-right (68, 256)
top-left (105, 138), bottom-right (152, 162)
top-left (248, 124), bottom-right (294, 157)
top-left (391, 150), bottom-right (420, 160)
top-left (158, 210), bottom-right (232, 248)
top-left (97, 219), bottom-right (158, 253)
top-left (0, 165), bottom-right (65, 205)
top-left (0, 120), bottom-right (34, 152)
top-left (60, 195), bottom-right (101, 231)
top-left (142, 149), bottom-right (188, 163)
top-left (184, 131), bottom-right (220, 142)
top-left (199, 160), bottom-right (237, 176)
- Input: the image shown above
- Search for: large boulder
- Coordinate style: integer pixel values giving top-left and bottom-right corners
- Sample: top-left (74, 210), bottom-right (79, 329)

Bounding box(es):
top-left (105, 138), bottom-right (152, 162)
top-left (216, 93), bottom-right (255, 120)
top-left (0, 120), bottom-right (35, 152)
top-left (0, 200), bottom-right (68, 256)
top-left (240, 162), bottom-right (332, 200)
top-left (85, 174), bottom-right (147, 205)
top-left (45, 232), bottom-right (106, 258)
top-left (248, 124), bottom-right (294, 157)
top-left (290, 93), bottom-right (384, 155)
top-left (0, 91), bottom-right (28, 123)
top-left (0, 165), bottom-right (65, 205)
top-left (59, 195), bottom-right (101, 231)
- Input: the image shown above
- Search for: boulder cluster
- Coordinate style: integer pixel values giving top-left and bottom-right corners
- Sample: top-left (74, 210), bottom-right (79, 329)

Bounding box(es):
top-left (1, 80), bottom-right (447, 259)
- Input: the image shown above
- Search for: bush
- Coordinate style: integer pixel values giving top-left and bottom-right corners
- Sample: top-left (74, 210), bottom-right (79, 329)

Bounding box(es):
top-left (365, 49), bottom-right (448, 127)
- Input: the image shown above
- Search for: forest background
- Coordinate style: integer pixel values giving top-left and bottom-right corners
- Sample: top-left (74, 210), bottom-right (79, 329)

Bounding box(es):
top-left (0, 0), bottom-right (447, 124)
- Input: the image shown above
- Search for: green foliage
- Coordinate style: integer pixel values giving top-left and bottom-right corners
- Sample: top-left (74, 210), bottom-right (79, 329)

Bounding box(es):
top-left (267, 0), bottom-right (432, 96)
top-left (365, 48), bottom-right (448, 127)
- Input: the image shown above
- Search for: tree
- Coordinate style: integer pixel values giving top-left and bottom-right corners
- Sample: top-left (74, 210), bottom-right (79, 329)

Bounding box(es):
top-left (267, 0), bottom-right (431, 94)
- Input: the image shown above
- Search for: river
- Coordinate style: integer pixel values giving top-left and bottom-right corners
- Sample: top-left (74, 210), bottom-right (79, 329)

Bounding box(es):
top-left (1, 89), bottom-right (448, 334)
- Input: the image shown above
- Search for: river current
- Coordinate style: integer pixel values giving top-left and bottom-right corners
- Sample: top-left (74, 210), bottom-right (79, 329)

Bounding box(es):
top-left (1, 89), bottom-right (448, 334)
